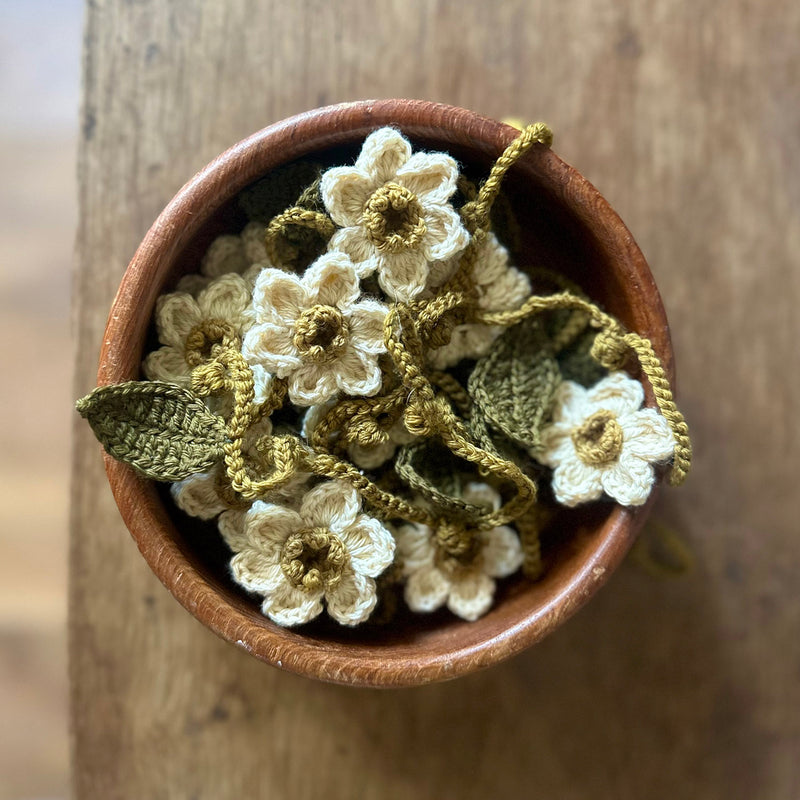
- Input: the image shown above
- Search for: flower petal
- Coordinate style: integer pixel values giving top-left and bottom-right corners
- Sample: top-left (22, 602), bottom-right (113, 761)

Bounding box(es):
top-left (601, 451), bottom-right (656, 506)
top-left (171, 468), bottom-right (227, 520)
top-left (154, 292), bottom-right (200, 348)
top-left (376, 250), bottom-right (430, 302)
top-left (621, 408), bottom-right (675, 462)
top-left (461, 482), bottom-right (501, 513)
top-left (338, 514), bottom-right (395, 577)
top-left (303, 252), bottom-right (360, 309)
top-left (142, 346), bottom-right (190, 384)
top-left (551, 455), bottom-right (604, 507)
top-left (396, 151), bottom-right (460, 203)
top-left (200, 234), bottom-right (247, 278)
top-left (241, 221), bottom-right (269, 264)
top-left (550, 380), bottom-right (590, 425)
top-left (287, 361), bottom-right (339, 406)
top-left (587, 371), bottom-right (644, 417)
top-left (404, 565), bottom-right (450, 613)
top-left (348, 299), bottom-right (388, 353)
top-left (242, 322), bottom-right (301, 376)
top-left (355, 127), bottom-right (412, 184)
top-left (480, 526), bottom-right (523, 578)
top-left (262, 580), bottom-right (324, 627)
top-left (348, 439), bottom-right (396, 470)
top-left (252, 269), bottom-right (309, 325)
top-left (394, 523), bottom-right (435, 575)
top-left (446, 571), bottom-right (495, 621)
top-left (327, 227), bottom-right (379, 277)
top-left (300, 479), bottom-right (360, 533)
top-left (537, 422), bottom-right (576, 467)
top-left (421, 204), bottom-right (470, 262)
top-left (230, 549), bottom-right (285, 593)
top-left (251, 363), bottom-right (273, 406)
top-left (197, 273), bottom-right (251, 321)
top-left (321, 167), bottom-right (378, 227)
top-left (246, 501), bottom-right (302, 560)
top-left (326, 568), bottom-right (377, 626)
top-left (333, 348), bottom-right (383, 397)
top-left (218, 509), bottom-right (249, 552)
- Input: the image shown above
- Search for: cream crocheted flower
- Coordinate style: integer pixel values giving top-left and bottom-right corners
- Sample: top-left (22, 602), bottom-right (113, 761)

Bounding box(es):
top-left (243, 251), bottom-right (388, 406)
top-left (302, 402), bottom-right (416, 470)
top-left (396, 483), bottom-right (523, 621)
top-left (171, 416), bottom-right (306, 520)
top-left (143, 272), bottom-right (255, 387)
top-left (228, 480), bottom-right (395, 627)
top-left (537, 371), bottom-right (675, 507)
top-left (321, 127), bottom-right (470, 303)
top-left (427, 233), bottom-right (531, 369)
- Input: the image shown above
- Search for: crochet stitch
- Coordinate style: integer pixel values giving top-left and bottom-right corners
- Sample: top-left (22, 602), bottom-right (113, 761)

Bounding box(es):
top-left (77, 122), bottom-right (693, 628)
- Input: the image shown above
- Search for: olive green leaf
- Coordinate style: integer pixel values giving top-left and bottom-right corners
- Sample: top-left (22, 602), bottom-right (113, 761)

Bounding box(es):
top-left (394, 439), bottom-right (485, 522)
top-left (76, 381), bottom-right (227, 481)
top-left (467, 317), bottom-right (562, 451)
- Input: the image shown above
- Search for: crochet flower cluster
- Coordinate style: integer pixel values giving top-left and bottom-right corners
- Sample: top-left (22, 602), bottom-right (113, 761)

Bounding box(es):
top-left (79, 124), bottom-right (691, 629)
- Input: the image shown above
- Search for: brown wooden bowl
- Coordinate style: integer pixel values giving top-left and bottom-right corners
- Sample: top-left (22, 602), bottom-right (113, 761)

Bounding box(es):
top-left (98, 99), bottom-right (673, 687)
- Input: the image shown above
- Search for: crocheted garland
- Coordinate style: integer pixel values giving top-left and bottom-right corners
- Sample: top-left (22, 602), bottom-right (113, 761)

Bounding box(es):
top-left (77, 124), bottom-right (692, 627)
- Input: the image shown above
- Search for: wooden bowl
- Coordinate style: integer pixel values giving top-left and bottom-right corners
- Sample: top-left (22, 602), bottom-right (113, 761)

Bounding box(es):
top-left (99, 99), bottom-right (673, 687)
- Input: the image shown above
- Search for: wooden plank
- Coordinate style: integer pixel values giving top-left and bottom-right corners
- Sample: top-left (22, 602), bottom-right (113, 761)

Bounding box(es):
top-left (72, 1), bottom-right (800, 797)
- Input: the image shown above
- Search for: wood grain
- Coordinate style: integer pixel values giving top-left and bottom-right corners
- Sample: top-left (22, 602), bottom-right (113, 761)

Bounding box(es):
top-left (72, 0), bottom-right (800, 797)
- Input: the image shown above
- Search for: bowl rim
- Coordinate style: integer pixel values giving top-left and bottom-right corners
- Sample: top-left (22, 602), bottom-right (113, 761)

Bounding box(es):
top-left (98, 99), bottom-right (672, 687)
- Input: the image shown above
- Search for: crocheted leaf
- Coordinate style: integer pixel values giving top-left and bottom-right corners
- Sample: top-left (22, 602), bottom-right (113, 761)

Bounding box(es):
top-left (394, 440), bottom-right (486, 522)
top-left (238, 161), bottom-right (323, 222)
top-left (467, 317), bottom-right (561, 450)
top-left (558, 327), bottom-right (608, 387)
top-left (76, 382), bottom-right (227, 481)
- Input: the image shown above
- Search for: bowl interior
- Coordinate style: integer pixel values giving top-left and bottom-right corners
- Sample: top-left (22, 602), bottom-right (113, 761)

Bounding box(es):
top-left (101, 100), bottom-right (671, 686)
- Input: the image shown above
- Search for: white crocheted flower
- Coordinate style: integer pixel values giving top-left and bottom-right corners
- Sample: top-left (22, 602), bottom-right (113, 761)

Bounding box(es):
top-left (321, 127), bottom-right (470, 303)
top-left (396, 483), bottom-right (523, 621)
top-left (427, 233), bottom-right (531, 369)
top-left (302, 402), bottom-right (416, 470)
top-left (537, 371), bottom-right (675, 507)
top-left (243, 251), bottom-right (388, 406)
top-left (229, 480), bottom-right (395, 627)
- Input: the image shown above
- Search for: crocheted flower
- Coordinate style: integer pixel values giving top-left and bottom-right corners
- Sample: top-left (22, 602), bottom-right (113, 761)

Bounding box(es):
top-left (537, 371), bottom-right (675, 507)
top-left (396, 483), bottom-right (523, 621)
top-left (228, 480), bottom-right (395, 626)
top-left (302, 402), bottom-right (416, 470)
top-left (143, 272), bottom-right (255, 387)
top-left (427, 233), bottom-right (531, 369)
top-left (321, 127), bottom-right (469, 303)
top-left (171, 416), bottom-right (306, 520)
top-left (242, 251), bottom-right (388, 406)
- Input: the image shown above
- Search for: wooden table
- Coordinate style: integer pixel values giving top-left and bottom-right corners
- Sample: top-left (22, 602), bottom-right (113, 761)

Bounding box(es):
top-left (71, 2), bottom-right (800, 797)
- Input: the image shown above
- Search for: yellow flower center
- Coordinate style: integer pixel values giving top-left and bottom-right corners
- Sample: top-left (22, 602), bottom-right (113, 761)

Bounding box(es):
top-left (183, 318), bottom-right (238, 367)
top-left (363, 183), bottom-right (427, 253)
top-left (293, 304), bottom-right (350, 363)
top-left (281, 527), bottom-right (347, 592)
top-left (571, 409), bottom-right (624, 466)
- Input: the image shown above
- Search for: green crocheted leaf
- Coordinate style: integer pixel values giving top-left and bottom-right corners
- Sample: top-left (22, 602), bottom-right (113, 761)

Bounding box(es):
top-left (467, 317), bottom-right (562, 451)
top-left (558, 326), bottom-right (608, 387)
top-left (238, 161), bottom-right (323, 222)
top-left (76, 381), bottom-right (227, 481)
top-left (394, 440), bottom-right (485, 522)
